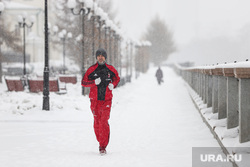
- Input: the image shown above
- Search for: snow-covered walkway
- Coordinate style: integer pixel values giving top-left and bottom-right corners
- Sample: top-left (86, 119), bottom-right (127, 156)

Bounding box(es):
top-left (0, 67), bottom-right (226, 167)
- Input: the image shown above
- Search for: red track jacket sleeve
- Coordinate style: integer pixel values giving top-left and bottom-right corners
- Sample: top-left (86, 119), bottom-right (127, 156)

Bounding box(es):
top-left (107, 64), bottom-right (120, 88)
top-left (81, 64), bottom-right (97, 88)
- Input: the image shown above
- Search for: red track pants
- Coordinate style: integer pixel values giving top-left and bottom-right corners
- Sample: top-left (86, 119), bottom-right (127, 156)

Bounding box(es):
top-left (90, 100), bottom-right (112, 148)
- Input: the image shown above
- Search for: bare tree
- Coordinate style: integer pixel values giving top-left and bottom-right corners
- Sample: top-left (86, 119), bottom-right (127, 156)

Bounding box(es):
top-left (0, 24), bottom-right (21, 51)
top-left (52, 0), bottom-right (119, 70)
top-left (51, 0), bottom-right (83, 68)
top-left (0, 16), bottom-right (21, 82)
top-left (144, 15), bottom-right (176, 66)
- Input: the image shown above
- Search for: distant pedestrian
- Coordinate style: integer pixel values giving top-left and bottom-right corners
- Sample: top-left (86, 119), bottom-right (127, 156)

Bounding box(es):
top-left (155, 67), bottom-right (163, 85)
top-left (81, 48), bottom-right (120, 155)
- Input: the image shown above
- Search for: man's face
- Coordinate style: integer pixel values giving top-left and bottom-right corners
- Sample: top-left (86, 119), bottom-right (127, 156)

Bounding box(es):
top-left (97, 55), bottom-right (106, 64)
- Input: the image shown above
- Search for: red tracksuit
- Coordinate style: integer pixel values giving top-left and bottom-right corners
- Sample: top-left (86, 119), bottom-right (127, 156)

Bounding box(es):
top-left (81, 63), bottom-right (120, 148)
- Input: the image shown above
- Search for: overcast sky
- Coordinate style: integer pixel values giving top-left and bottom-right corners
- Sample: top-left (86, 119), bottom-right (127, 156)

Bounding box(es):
top-left (112, 0), bottom-right (250, 46)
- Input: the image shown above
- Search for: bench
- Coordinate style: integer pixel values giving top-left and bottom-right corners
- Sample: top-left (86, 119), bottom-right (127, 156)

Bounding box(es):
top-left (59, 75), bottom-right (77, 84)
top-left (5, 76), bottom-right (24, 92)
top-left (28, 78), bottom-right (66, 94)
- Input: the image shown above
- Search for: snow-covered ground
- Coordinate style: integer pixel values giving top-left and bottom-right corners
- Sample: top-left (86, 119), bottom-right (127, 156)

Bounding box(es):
top-left (0, 66), bottom-right (232, 167)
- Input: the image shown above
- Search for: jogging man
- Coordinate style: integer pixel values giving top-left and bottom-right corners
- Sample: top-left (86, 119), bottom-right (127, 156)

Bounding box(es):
top-left (81, 48), bottom-right (120, 155)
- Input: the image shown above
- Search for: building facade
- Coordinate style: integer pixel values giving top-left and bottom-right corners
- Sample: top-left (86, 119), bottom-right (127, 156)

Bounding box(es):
top-left (2, 0), bottom-right (61, 63)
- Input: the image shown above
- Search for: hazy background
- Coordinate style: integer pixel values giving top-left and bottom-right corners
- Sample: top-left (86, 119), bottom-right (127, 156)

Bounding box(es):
top-left (112, 0), bottom-right (250, 66)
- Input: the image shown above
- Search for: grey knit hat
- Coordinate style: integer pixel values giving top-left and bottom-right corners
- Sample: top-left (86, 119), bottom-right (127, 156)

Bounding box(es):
top-left (96, 48), bottom-right (107, 59)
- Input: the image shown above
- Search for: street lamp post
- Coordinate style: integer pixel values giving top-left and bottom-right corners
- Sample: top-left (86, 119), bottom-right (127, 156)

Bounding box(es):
top-left (68, 0), bottom-right (91, 95)
top-left (130, 41), bottom-right (133, 79)
top-left (135, 43), bottom-right (141, 79)
top-left (104, 27), bottom-right (109, 51)
top-left (140, 41), bottom-right (151, 73)
top-left (126, 41), bottom-right (129, 82)
top-left (117, 35), bottom-right (122, 77)
top-left (112, 31), bottom-right (116, 67)
top-left (43, 0), bottom-right (49, 111)
top-left (0, 2), bottom-right (4, 83)
top-left (109, 30), bottom-right (113, 65)
top-left (59, 30), bottom-right (72, 74)
top-left (114, 34), bottom-right (119, 69)
top-left (18, 13), bottom-right (34, 81)
top-left (113, 33), bottom-right (117, 68)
